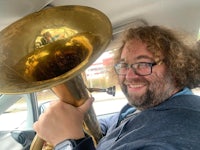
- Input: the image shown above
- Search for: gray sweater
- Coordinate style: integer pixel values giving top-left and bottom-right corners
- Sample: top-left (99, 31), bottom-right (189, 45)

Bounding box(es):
top-left (56, 90), bottom-right (200, 150)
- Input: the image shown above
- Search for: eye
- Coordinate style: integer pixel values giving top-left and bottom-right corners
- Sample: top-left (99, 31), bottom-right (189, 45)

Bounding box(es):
top-left (119, 63), bottom-right (128, 68)
top-left (138, 63), bottom-right (150, 68)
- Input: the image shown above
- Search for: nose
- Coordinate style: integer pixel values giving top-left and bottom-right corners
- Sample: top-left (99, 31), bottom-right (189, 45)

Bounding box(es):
top-left (125, 67), bottom-right (139, 78)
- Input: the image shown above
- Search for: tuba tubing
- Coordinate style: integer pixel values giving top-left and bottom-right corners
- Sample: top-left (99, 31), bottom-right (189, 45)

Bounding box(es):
top-left (51, 74), bottom-right (103, 143)
top-left (30, 74), bottom-right (103, 150)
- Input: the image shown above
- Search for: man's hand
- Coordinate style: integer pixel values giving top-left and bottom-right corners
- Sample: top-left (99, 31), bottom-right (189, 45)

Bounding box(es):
top-left (33, 97), bottom-right (94, 146)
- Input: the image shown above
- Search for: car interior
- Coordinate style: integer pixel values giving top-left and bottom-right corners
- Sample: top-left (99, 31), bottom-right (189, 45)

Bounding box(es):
top-left (0, 0), bottom-right (200, 150)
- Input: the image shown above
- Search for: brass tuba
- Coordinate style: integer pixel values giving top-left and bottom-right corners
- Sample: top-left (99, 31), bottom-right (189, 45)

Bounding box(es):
top-left (0, 5), bottom-right (112, 149)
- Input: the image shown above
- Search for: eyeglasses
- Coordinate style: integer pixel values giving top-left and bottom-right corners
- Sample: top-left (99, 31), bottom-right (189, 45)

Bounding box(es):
top-left (114, 61), bottom-right (162, 76)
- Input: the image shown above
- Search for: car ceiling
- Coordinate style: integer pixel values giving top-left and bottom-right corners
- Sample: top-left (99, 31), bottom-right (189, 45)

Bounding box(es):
top-left (0, 0), bottom-right (200, 38)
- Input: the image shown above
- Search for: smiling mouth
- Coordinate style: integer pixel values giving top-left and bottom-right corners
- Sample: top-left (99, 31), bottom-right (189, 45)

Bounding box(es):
top-left (127, 84), bottom-right (146, 88)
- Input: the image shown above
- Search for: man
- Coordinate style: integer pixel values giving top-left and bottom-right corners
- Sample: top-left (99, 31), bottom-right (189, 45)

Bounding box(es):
top-left (34, 26), bottom-right (200, 150)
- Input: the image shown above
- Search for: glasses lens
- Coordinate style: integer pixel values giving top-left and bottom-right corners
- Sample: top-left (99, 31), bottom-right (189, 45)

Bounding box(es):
top-left (135, 63), bottom-right (152, 75)
top-left (115, 63), bottom-right (127, 75)
top-left (115, 62), bottom-right (154, 76)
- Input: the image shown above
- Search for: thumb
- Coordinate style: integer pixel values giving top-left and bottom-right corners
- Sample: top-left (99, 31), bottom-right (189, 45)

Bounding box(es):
top-left (78, 97), bottom-right (94, 114)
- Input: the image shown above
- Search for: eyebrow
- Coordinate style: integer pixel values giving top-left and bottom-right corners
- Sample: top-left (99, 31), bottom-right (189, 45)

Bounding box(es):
top-left (120, 55), bottom-right (154, 62)
top-left (136, 55), bottom-right (154, 61)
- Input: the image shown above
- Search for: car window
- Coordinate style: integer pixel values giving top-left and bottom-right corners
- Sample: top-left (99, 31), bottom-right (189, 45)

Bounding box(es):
top-left (0, 97), bottom-right (27, 130)
top-left (85, 50), bottom-right (127, 115)
top-left (0, 93), bottom-right (38, 131)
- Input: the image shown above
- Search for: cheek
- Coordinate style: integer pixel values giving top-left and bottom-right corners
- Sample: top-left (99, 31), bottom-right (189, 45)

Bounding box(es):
top-left (146, 72), bottom-right (164, 85)
top-left (147, 67), bottom-right (172, 89)
top-left (152, 65), bottom-right (168, 78)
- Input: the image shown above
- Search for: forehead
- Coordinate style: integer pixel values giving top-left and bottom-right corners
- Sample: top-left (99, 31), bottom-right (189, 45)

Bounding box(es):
top-left (121, 39), bottom-right (154, 62)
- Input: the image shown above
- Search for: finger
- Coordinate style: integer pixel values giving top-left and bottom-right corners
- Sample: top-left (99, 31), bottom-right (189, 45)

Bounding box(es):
top-left (33, 112), bottom-right (46, 132)
top-left (78, 97), bottom-right (94, 113)
top-left (33, 121), bottom-right (38, 131)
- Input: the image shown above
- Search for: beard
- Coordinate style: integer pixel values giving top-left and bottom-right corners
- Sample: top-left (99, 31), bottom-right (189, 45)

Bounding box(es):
top-left (120, 72), bottom-right (176, 110)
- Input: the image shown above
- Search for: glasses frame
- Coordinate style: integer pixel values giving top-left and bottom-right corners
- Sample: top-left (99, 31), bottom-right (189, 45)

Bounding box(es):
top-left (114, 61), bottom-right (162, 76)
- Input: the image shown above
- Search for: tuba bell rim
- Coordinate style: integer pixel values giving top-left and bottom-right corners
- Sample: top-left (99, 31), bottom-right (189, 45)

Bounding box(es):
top-left (0, 5), bottom-right (112, 94)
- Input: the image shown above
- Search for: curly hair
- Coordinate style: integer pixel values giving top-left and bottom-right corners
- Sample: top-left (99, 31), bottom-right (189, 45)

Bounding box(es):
top-left (117, 26), bottom-right (200, 89)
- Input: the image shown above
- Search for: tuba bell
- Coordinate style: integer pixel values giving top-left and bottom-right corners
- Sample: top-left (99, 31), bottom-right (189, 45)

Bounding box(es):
top-left (0, 5), bottom-right (112, 149)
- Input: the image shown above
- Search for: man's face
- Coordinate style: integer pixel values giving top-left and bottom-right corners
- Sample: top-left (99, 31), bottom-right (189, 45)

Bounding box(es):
top-left (119, 39), bottom-right (178, 110)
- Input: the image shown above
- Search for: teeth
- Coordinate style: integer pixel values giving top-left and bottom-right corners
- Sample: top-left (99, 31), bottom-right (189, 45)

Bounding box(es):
top-left (129, 84), bottom-right (144, 88)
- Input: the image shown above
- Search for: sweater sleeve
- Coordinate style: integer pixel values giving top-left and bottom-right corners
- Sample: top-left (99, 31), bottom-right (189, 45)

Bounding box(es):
top-left (55, 136), bottom-right (96, 150)
top-left (75, 136), bottom-right (96, 150)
